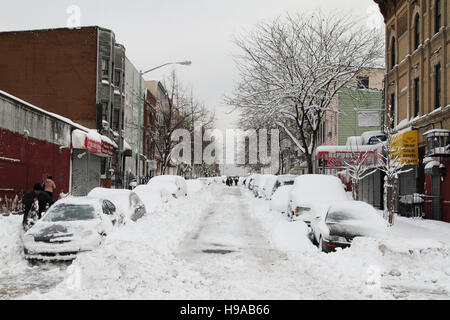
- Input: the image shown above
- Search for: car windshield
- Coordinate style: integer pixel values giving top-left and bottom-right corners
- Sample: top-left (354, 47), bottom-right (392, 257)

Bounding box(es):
top-left (43, 204), bottom-right (97, 222)
top-left (326, 210), bottom-right (356, 223)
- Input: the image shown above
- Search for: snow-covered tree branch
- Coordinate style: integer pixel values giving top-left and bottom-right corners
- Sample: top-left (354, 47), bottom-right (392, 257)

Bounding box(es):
top-left (226, 12), bottom-right (384, 172)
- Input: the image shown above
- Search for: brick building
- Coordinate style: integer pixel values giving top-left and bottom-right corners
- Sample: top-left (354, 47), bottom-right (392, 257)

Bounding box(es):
top-left (374, 0), bottom-right (449, 222)
top-left (0, 26), bottom-right (128, 188)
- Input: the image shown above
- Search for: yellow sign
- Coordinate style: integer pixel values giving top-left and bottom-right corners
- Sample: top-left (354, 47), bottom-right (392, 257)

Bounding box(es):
top-left (391, 130), bottom-right (419, 165)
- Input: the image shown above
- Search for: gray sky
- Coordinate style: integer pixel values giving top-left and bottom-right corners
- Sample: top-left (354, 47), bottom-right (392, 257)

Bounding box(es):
top-left (1, 0), bottom-right (383, 131)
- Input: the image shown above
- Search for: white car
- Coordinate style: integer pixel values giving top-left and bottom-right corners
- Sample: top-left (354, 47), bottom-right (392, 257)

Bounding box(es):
top-left (288, 175), bottom-right (348, 225)
top-left (88, 188), bottom-right (147, 222)
top-left (23, 197), bottom-right (124, 261)
top-left (262, 174), bottom-right (296, 200)
top-left (253, 174), bottom-right (270, 198)
top-left (147, 175), bottom-right (188, 199)
top-left (310, 201), bottom-right (388, 252)
top-left (270, 185), bottom-right (294, 214)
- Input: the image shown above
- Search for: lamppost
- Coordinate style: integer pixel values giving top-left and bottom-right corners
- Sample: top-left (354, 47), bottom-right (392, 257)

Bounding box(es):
top-left (136, 60), bottom-right (192, 184)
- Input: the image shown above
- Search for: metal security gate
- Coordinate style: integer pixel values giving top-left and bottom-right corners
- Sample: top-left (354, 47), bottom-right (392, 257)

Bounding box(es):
top-left (359, 170), bottom-right (383, 209)
top-left (71, 150), bottom-right (101, 196)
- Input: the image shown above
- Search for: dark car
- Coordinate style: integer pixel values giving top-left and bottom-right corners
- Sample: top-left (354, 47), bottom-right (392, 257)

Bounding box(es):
top-left (311, 201), bottom-right (388, 253)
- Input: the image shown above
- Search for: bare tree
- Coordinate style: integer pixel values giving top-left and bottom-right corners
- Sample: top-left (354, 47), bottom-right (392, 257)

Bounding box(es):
top-left (227, 12), bottom-right (384, 173)
top-left (145, 71), bottom-right (215, 175)
top-left (377, 105), bottom-right (412, 226)
top-left (344, 151), bottom-right (378, 201)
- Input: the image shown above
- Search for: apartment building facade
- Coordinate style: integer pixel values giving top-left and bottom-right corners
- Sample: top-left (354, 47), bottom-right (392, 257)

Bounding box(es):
top-left (374, 0), bottom-right (449, 222)
top-left (0, 26), bottom-right (128, 188)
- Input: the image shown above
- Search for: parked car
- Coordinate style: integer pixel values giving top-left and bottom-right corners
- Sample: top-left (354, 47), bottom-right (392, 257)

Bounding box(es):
top-left (310, 201), bottom-right (388, 253)
top-left (288, 175), bottom-right (348, 225)
top-left (23, 197), bottom-right (124, 261)
top-left (133, 184), bottom-right (172, 215)
top-left (262, 174), bottom-right (296, 200)
top-left (88, 188), bottom-right (147, 222)
top-left (247, 174), bottom-right (259, 191)
top-left (253, 174), bottom-right (270, 198)
top-left (270, 185), bottom-right (294, 214)
top-left (147, 175), bottom-right (188, 199)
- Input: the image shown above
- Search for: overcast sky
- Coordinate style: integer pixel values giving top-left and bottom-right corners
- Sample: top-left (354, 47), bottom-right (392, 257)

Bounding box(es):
top-left (1, 0), bottom-right (383, 131)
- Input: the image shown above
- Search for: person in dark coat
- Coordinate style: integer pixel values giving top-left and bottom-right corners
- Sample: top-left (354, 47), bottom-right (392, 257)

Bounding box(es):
top-left (234, 177), bottom-right (239, 186)
top-left (21, 183), bottom-right (53, 228)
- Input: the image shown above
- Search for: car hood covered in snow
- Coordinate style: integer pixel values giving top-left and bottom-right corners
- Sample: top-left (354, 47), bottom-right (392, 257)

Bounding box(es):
top-left (23, 219), bottom-right (105, 261)
top-left (27, 220), bottom-right (101, 242)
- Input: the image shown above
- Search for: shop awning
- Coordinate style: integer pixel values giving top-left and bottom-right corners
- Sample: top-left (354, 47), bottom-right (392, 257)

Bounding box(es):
top-left (123, 139), bottom-right (133, 157)
top-left (72, 129), bottom-right (117, 158)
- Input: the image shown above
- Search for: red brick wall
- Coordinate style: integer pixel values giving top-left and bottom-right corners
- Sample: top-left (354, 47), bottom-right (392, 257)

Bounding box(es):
top-left (0, 128), bottom-right (71, 206)
top-left (0, 28), bottom-right (98, 126)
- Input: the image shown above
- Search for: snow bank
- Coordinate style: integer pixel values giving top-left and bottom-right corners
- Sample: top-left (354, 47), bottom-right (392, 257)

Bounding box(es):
top-left (186, 180), bottom-right (204, 196)
top-left (247, 192), bottom-right (315, 253)
top-left (0, 215), bottom-right (28, 276)
top-left (20, 186), bottom-right (216, 299)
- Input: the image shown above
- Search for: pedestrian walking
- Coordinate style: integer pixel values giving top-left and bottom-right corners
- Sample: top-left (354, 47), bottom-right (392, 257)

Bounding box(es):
top-left (42, 175), bottom-right (57, 200)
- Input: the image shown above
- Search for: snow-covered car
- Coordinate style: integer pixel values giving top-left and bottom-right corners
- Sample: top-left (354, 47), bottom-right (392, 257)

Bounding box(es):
top-left (147, 175), bottom-right (187, 199)
top-left (253, 174), bottom-right (270, 198)
top-left (262, 174), bottom-right (296, 200)
top-left (87, 188), bottom-right (146, 222)
top-left (270, 185), bottom-right (294, 214)
top-left (311, 201), bottom-right (388, 253)
top-left (288, 175), bottom-right (348, 225)
top-left (133, 184), bottom-right (171, 205)
top-left (23, 197), bottom-right (124, 261)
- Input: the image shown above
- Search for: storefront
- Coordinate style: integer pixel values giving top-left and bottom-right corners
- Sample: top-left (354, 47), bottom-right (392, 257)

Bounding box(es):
top-left (423, 129), bottom-right (450, 222)
top-left (71, 129), bottom-right (118, 196)
top-left (316, 143), bottom-right (383, 208)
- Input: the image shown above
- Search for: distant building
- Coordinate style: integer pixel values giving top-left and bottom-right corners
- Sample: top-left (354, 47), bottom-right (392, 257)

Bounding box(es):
top-left (374, 0), bottom-right (449, 222)
top-left (0, 26), bottom-right (128, 188)
top-left (317, 68), bottom-right (385, 147)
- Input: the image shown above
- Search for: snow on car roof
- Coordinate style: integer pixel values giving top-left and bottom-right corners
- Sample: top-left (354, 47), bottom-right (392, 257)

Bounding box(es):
top-left (51, 196), bottom-right (103, 210)
top-left (293, 174), bottom-right (347, 202)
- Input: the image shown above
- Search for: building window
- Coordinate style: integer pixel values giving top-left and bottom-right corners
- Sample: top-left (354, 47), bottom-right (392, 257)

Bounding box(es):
top-left (357, 76), bottom-right (370, 89)
top-left (414, 14), bottom-right (420, 50)
top-left (390, 37), bottom-right (396, 70)
top-left (435, 64), bottom-right (441, 109)
top-left (414, 78), bottom-right (420, 117)
top-left (435, 0), bottom-right (442, 34)
top-left (102, 103), bottom-right (108, 121)
top-left (113, 109), bottom-right (120, 131)
top-left (334, 113), bottom-right (337, 135)
top-left (114, 70), bottom-right (121, 87)
top-left (390, 93), bottom-right (396, 127)
top-left (101, 59), bottom-right (109, 80)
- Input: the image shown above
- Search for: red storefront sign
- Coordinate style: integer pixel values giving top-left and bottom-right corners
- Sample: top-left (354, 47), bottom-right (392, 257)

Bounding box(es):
top-left (72, 129), bottom-right (116, 157)
top-left (101, 141), bottom-right (115, 157)
top-left (317, 150), bottom-right (377, 168)
top-left (85, 135), bottom-right (102, 154)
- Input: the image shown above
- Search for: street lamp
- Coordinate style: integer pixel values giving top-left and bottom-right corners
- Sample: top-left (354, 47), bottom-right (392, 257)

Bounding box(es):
top-left (141, 61), bottom-right (192, 76)
top-left (136, 60), bottom-right (192, 183)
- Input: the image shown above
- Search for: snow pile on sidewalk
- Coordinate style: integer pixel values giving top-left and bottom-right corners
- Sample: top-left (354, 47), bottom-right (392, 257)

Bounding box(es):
top-left (0, 215), bottom-right (28, 276)
top-left (186, 179), bottom-right (204, 196)
top-left (20, 185), bottom-right (218, 300)
top-left (243, 188), bottom-right (450, 299)
top-left (246, 192), bottom-right (316, 253)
